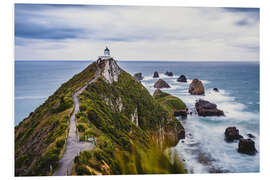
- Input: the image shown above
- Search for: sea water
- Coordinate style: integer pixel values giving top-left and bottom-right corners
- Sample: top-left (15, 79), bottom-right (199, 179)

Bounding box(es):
top-left (15, 60), bottom-right (259, 173)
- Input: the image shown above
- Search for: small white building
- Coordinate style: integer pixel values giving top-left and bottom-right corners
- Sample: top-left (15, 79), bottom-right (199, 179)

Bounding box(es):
top-left (98, 46), bottom-right (112, 61)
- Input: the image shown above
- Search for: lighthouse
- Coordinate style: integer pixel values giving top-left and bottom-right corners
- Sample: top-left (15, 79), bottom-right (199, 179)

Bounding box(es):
top-left (98, 46), bottom-right (112, 62)
top-left (104, 46), bottom-right (110, 56)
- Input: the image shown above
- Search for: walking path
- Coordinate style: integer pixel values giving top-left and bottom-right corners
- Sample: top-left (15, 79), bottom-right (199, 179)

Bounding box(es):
top-left (54, 65), bottom-right (100, 176)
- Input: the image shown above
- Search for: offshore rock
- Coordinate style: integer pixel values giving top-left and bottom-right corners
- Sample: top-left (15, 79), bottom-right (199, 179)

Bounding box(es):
top-left (177, 75), bottom-right (187, 82)
top-left (195, 99), bottom-right (224, 117)
top-left (189, 78), bottom-right (205, 95)
top-left (134, 72), bottom-right (143, 81)
top-left (165, 71), bottom-right (173, 76)
top-left (247, 133), bottom-right (256, 139)
top-left (238, 138), bottom-right (257, 155)
top-left (213, 88), bottom-right (219, 92)
top-left (225, 127), bottom-right (243, 142)
top-left (154, 79), bottom-right (170, 89)
top-left (153, 71), bottom-right (159, 78)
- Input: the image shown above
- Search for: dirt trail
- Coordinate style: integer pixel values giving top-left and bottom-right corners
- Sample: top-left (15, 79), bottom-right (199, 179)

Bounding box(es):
top-left (54, 65), bottom-right (100, 176)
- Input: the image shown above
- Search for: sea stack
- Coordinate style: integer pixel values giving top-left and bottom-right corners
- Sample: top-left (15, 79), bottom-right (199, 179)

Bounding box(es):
top-left (153, 71), bottom-right (159, 78)
top-left (224, 127), bottom-right (243, 142)
top-left (238, 139), bottom-right (257, 155)
top-left (177, 75), bottom-right (187, 82)
top-left (165, 71), bottom-right (173, 76)
top-left (195, 99), bottom-right (224, 117)
top-left (154, 79), bottom-right (170, 88)
top-left (189, 78), bottom-right (205, 95)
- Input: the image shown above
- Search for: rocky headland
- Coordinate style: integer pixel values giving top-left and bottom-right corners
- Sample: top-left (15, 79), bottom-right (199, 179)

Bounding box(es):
top-left (15, 58), bottom-right (186, 176)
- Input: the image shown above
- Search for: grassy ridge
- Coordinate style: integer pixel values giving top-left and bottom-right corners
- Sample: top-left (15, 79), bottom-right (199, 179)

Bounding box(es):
top-left (153, 89), bottom-right (186, 116)
top-left (72, 65), bottom-right (186, 175)
top-left (15, 62), bottom-right (97, 176)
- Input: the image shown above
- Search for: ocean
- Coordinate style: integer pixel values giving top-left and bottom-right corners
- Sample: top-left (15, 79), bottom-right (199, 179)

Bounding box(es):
top-left (15, 60), bottom-right (259, 173)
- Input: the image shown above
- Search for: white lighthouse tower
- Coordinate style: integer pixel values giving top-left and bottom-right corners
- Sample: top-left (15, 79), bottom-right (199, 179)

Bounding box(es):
top-left (98, 46), bottom-right (112, 60)
top-left (104, 46), bottom-right (110, 56)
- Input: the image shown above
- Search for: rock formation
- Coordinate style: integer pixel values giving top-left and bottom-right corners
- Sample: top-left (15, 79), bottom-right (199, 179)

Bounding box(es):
top-left (177, 75), bottom-right (187, 82)
top-left (134, 72), bottom-right (143, 81)
top-left (238, 138), bottom-right (257, 155)
top-left (153, 71), bottom-right (159, 78)
top-left (224, 127), bottom-right (243, 142)
top-left (165, 71), bottom-right (173, 76)
top-left (101, 58), bottom-right (121, 84)
top-left (247, 133), bottom-right (256, 139)
top-left (189, 79), bottom-right (205, 95)
top-left (154, 79), bottom-right (170, 88)
top-left (195, 99), bottom-right (224, 116)
top-left (173, 109), bottom-right (188, 118)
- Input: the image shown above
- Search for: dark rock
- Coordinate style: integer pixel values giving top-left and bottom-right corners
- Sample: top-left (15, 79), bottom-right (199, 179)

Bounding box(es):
top-left (153, 71), bottom-right (159, 78)
top-left (225, 127), bottom-right (243, 142)
top-left (178, 129), bottom-right (185, 139)
top-left (154, 79), bottom-right (170, 88)
top-left (247, 133), bottom-right (256, 139)
top-left (165, 71), bottom-right (173, 76)
top-left (189, 78), bottom-right (205, 95)
top-left (177, 75), bottom-right (187, 82)
top-left (213, 88), bottom-right (219, 92)
top-left (134, 72), bottom-right (143, 81)
top-left (173, 109), bottom-right (187, 118)
top-left (195, 99), bottom-right (224, 117)
top-left (238, 138), bottom-right (257, 155)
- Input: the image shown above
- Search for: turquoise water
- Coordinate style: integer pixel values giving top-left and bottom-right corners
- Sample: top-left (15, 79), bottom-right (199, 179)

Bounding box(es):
top-left (15, 60), bottom-right (259, 173)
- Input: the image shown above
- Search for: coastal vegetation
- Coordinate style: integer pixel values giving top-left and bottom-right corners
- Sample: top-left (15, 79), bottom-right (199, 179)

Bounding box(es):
top-left (15, 58), bottom-right (187, 176)
top-left (73, 62), bottom-right (186, 174)
top-left (15, 62), bottom-right (97, 176)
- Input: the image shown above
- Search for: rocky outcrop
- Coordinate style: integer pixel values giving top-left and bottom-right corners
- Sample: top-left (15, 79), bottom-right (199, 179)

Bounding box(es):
top-left (195, 99), bottom-right (224, 116)
top-left (165, 71), bottom-right (173, 76)
top-left (189, 79), bottom-right (205, 95)
top-left (238, 138), bottom-right (257, 155)
top-left (153, 71), bottom-right (159, 78)
top-left (177, 75), bottom-right (187, 82)
top-left (173, 109), bottom-right (187, 118)
top-left (247, 133), bottom-right (256, 139)
top-left (101, 58), bottom-right (121, 84)
top-left (134, 73), bottom-right (143, 81)
top-left (213, 88), bottom-right (219, 92)
top-left (224, 127), bottom-right (243, 142)
top-left (154, 79), bottom-right (170, 88)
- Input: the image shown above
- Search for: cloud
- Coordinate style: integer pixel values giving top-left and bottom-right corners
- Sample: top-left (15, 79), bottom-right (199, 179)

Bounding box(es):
top-left (14, 4), bottom-right (259, 61)
top-left (15, 4), bottom-right (87, 41)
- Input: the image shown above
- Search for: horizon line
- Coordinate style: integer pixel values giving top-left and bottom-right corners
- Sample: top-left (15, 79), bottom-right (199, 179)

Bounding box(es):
top-left (15, 59), bottom-right (260, 63)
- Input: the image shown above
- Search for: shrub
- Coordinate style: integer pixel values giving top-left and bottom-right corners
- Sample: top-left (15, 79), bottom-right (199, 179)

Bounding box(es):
top-left (79, 104), bottom-right (87, 112)
top-left (77, 123), bottom-right (87, 132)
top-left (76, 165), bottom-right (91, 175)
top-left (56, 137), bottom-right (65, 148)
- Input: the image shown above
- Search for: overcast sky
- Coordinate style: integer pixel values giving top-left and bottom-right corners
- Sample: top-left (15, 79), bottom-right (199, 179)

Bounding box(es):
top-left (15, 4), bottom-right (259, 61)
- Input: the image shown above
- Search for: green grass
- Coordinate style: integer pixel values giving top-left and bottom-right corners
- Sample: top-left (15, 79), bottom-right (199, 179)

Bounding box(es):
top-left (72, 62), bottom-right (186, 175)
top-left (15, 62), bottom-right (97, 176)
top-left (15, 60), bottom-right (186, 176)
top-left (153, 89), bottom-right (186, 115)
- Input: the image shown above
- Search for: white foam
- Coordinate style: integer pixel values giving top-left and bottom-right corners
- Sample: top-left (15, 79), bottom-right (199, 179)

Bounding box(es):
top-left (142, 75), bottom-right (154, 81)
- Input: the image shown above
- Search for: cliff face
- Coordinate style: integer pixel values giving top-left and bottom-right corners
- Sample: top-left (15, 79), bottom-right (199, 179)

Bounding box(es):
top-left (15, 58), bottom-right (186, 176)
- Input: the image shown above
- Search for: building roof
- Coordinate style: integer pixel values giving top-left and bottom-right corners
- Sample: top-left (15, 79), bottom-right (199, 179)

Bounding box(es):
top-left (104, 46), bottom-right (110, 51)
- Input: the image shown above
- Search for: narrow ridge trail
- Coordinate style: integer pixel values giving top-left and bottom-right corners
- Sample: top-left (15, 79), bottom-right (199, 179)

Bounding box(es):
top-left (54, 64), bottom-right (100, 176)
